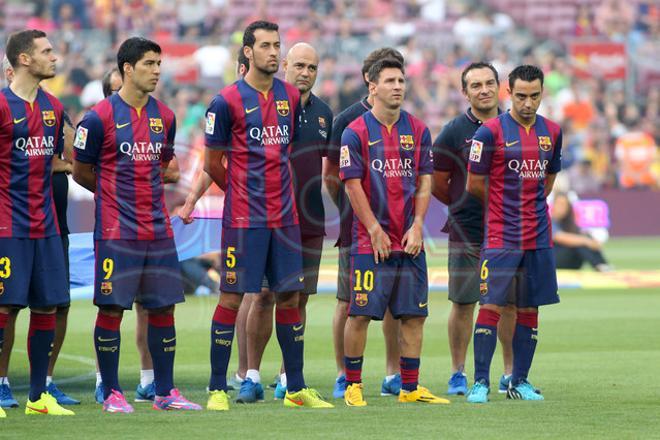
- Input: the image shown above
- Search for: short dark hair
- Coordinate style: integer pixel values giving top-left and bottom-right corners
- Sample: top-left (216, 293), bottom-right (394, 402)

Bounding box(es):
top-left (6, 29), bottom-right (48, 68)
top-left (508, 64), bottom-right (544, 90)
top-left (237, 47), bottom-right (249, 71)
top-left (102, 68), bottom-right (120, 98)
top-left (243, 21), bottom-right (279, 48)
top-left (367, 58), bottom-right (405, 83)
top-left (116, 37), bottom-right (161, 78)
top-left (362, 47), bottom-right (404, 87)
top-left (461, 62), bottom-right (499, 91)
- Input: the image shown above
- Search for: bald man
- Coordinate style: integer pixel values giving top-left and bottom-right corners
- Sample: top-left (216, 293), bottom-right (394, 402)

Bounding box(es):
top-left (235, 42), bottom-right (334, 403)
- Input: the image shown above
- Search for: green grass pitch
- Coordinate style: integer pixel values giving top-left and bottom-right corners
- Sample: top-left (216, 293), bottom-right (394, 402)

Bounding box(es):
top-left (1, 237), bottom-right (659, 439)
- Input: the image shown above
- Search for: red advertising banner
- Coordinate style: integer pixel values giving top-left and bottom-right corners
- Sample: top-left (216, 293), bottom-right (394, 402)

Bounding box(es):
top-left (160, 42), bottom-right (199, 84)
top-left (569, 41), bottom-right (627, 80)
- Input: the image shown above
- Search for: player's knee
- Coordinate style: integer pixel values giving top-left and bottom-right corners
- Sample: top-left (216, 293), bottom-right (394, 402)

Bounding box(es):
top-left (98, 305), bottom-right (124, 318)
top-left (298, 294), bottom-right (309, 310)
top-left (336, 299), bottom-right (349, 314)
top-left (453, 301), bottom-right (476, 317)
top-left (219, 292), bottom-right (243, 311)
top-left (274, 291), bottom-right (298, 309)
top-left (30, 306), bottom-right (57, 315)
top-left (55, 305), bottom-right (70, 318)
top-left (255, 290), bottom-right (276, 309)
top-left (148, 305), bottom-right (174, 316)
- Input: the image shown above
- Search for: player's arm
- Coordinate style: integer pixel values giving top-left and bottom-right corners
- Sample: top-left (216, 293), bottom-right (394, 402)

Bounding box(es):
top-left (204, 149), bottom-right (227, 190)
top-left (180, 171), bottom-right (214, 224)
top-left (161, 115), bottom-right (179, 184)
top-left (404, 128), bottom-right (434, 256)
top-left (52, 155), bottom-right (72, 174)
top-left (466, 126), bottom-right (495, 203)
top-left (72, 111), bottom-right (103, 193)
top-left (324, 115), bottom-right (345, 208)
top-left (344, 178), bottom-right (391, 263)
top-left (544, 129), bottom-right (563, 197)
top-left (61, 111), bottom-right (75, 164)
top-left (544, 173), bottom-right (557, 197)
top-left (162, 156), bottom-right (180, 184)
top-left (203, 94), bottom-right (231, 191)
top-left (431, 126), bottom-right (454, 205)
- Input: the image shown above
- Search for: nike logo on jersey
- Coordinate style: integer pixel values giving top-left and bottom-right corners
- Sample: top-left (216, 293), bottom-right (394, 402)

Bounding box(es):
top-left (214, 329), bottom-right (232, 335)
top-left (97, 337), bottom-right (118, 342)
top-left (505, 140), bottom-right (519, 147)
top-left (368, 139), bottom-right (382, 146)
top-left (162, 337), bottom-right (176, 344)
top-left (245, 106), bottom-right (259, 114)
top-left (418, 302), bottom-right (428, 308)
top-left (116, 122), bottom-right (131, 129)
top-left (13, 117), bottom-right (26, 124)
top-left (464, 138), bottom-right (473, 144)
top-left (293, 324), bottom-right (304, 331)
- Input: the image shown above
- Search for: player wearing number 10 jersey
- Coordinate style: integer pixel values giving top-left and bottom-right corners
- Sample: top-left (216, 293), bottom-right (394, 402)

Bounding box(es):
top-left (73, 37), bottom-right (200, 413)
top-left (339, 58), bottom-right (449, 407)
top-left (466, 65), bottom-right (562, 403)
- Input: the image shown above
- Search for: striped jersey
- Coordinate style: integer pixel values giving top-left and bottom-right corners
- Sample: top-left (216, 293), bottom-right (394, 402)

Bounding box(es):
top-left (0, 87), bottom-right (64, 239)
top-left (468, 111), bottom-right (562, 250)
top-left (204, 78), bottom-right (301, 228)
top-left (339, 110), bottom-right (433, 255)
top-left (74, 94), bottom-right (176, 241)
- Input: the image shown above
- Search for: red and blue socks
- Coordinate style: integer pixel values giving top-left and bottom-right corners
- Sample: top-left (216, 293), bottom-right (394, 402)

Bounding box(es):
top-left (511, 310), bottom-right (539, 386)
top-left (28, 313), bottom-right (56, 401)
top-left (209, 305), bottom-right (237, 392)
top-left (148, 313), bottom-right (176, 397)
top-left (400, 357), bottom-right (420, 392)
top-left (473, 308), bottom-right (500, 386)
top-left (94, 312), bottom-right (122, 400)
top-left (275, 307), bottom-right (305, 393)
top-left (344, 356), bottom-right (363, 385)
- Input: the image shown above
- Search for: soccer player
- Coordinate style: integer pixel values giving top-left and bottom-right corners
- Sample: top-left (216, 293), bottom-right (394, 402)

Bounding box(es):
top-left (204, 21), bottom-right (332, 410)
top-left (466, 65), bottom-right (562, 403)
top-left (339, 58), bottom-right (449, 407)
top-left (0, 29), bottom-right (74, 416)
top-left (73, 37), bottom-right (200, 413)
top-left (91, 67), bottom-right (157, 404)
top-left (236, 42), bottom-right (333, 402)
top-left (324, 47), bottom-right (404, 399)
top-left (432, 62), bottom-right (517, 395)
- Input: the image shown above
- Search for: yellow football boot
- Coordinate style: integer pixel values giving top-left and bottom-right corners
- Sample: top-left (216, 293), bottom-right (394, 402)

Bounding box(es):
top-left (284, 388), bottom-right (334, 408)
top-left (344, 383), bottom-right (367, 407)
top-left (398, 386), bottom-right (451, 404)
top-left (25, 392), bottom-right (75, 415)
top-left (207, 390), bottom-right (230, 411)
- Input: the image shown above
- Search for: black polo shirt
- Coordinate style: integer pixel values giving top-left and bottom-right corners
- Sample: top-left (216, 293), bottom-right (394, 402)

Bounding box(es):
top-left (327, 96), bottom-right (371, 248)
top-left (433, 108), bottom-right (500, 244)
top-left (291, 93), bottom-right (333, 238)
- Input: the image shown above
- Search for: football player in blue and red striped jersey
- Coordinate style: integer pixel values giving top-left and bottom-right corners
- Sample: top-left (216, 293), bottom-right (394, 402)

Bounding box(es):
top-left (73, 37), bottom-right (200, 413)
top-left (339, 58), bottom-right (449, 406)
top-left (0, 29), bottom-right (73, 417)
top-left (466, 65), bottom-right (562, 403)
top-left (204, 20), bottom-right (332, 410)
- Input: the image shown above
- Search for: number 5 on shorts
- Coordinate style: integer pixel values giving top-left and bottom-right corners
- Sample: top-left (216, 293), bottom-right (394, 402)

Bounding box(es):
top-left (226, 246), bottom-right (236, 268)
top-left (0, 257), bottom-right (11, 278)
top-left (480, 259), bottom-right (489, 281)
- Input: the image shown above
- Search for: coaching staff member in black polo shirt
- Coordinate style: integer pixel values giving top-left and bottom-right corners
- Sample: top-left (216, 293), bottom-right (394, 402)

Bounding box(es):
top-left (432, 62), bottom-right (516, 396)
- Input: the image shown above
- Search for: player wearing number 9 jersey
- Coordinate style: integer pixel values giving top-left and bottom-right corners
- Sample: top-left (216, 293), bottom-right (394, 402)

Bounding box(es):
top-left (466, 65), bottom-right (562, 403)
top-left (339, 58), bottom-right (448, 407)
top-left (73, 37), bottom-right (200, 413)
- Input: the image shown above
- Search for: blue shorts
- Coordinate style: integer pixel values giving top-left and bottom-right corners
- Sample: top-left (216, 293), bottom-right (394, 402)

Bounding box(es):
top-left (220, 226), bottom-right (303, 294)
top-left (479, 248), bottom-right (559, 308)
top-left (94, 239), bottom-right (185, 310)
top-left (349, 252), bottom-right (429, 320)
top-left (0, 237), bottom-right (69, 308)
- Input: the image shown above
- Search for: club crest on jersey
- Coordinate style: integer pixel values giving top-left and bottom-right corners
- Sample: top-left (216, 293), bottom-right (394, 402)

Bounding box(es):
top-left (149, 118), bottom-right (163, 134)
top-left (101, 281), bottom-right (113, 295)
top-left (74, 126), bottom-right (88, 150)
top-left (399, 134), bottom-right (414, 150)
top-left (318, 116), bottom-right (326, 128)
top-left (538, 136), bottom-right (552, 151)
top-left (226, 271), bottom-right (237, 285)
top-left (469, 140), bottom-right (483, 162)
top-left (340, 145), bottom-right (351, 168)
top-left (276, 100), bottom-right (290, 117)
top-left (355, 293), bottom-right (368, 307)
top-left (42, 110), bottom-right (56, 127)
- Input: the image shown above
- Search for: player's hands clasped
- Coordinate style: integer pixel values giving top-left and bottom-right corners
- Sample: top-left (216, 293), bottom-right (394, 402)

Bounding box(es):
top-left (402, 223), bottom-right (423, 257)
top-left (369, 225), bottom-right (391, 263)
top-left (179, 198), bottom-right (196, 225)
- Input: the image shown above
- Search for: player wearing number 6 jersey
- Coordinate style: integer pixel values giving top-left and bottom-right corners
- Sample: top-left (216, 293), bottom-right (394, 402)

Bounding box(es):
top-left (73, 37), bottom-right (200, 413)
top-left (466, 65), bottom-right (562, 403)
top-left (339, 58), bottom-right (449, 407)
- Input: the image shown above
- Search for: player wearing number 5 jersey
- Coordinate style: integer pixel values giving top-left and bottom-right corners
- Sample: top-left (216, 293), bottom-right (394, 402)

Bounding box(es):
top-left (339, 58), bottom-right (449, 407)
top-left (466, 65), bottom-right (562, 403)
top-left (73, 37), bottom-right (200, 413)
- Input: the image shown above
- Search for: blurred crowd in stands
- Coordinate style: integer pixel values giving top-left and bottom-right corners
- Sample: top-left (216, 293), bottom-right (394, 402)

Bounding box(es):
top-left (1, 0), bottom-right (659, 198)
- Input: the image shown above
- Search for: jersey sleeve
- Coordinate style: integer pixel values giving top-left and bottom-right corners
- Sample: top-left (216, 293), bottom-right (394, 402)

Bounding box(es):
top-left (467, 125), bottom-right (496, 175)
top-left (55, 109), bottom-right (65, 156)
top-left (419, 127), bottom-right (433, 175)
top-left (547, 129), bottom-right (563, 174)
top-left (204, 94), bottom-right (232, 150)
top-left (432, 124), bottom-right (455, 172)
top-left (73, 110), bottom-right (104, 164)
top-left (162, 113), bottom-right (176, 163)
top-left (339, 127), bottom-right (364, 181)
